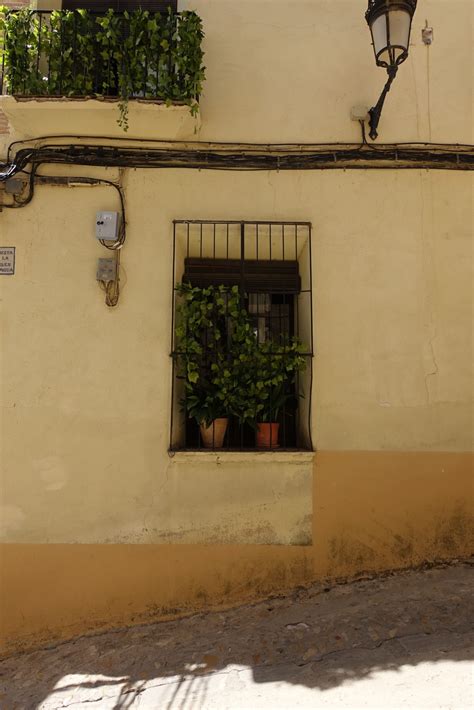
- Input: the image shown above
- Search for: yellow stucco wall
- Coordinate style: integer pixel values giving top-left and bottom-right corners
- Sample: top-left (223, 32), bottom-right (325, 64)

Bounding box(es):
top-left (1, 167), bottom-right (472, 652)
top-left (185, 0), bottom-right (472, 145)
top-left (0, 0), bottom-right (473, 653)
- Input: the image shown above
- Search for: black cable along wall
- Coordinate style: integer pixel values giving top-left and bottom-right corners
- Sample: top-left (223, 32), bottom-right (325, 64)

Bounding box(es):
top-left (1, 133), bottom-right (472, 244)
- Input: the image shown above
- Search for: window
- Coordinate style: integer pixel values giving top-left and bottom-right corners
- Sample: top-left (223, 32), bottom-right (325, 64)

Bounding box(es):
top-left (170, 221), bottom-right (313, 451)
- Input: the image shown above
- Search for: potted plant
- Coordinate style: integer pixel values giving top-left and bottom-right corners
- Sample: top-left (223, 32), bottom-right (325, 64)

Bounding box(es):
top-left (184, 381), bottom-right (230, 448)
top-left (237, 338), bottom-right (306, 449)
top-left (175, 283), bottom-right (248, 448)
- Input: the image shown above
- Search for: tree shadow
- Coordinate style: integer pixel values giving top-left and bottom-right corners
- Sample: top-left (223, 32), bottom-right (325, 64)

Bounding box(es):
top-left (1, 563), bottom-right (472, 709)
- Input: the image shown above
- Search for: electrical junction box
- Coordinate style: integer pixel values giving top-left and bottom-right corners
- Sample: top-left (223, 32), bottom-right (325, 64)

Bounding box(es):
top-left (96, 257), bottom-right (117, 283)
top-left (5, 178), bottom-right (25, 195)
top-left (96, 211), bottom-right (119, 241)
top-left (350, 105), bottom-right (369, 121)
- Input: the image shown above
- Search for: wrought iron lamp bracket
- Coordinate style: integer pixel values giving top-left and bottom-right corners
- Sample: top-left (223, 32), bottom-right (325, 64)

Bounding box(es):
top-left (368, 64), bottom-right (399, 140)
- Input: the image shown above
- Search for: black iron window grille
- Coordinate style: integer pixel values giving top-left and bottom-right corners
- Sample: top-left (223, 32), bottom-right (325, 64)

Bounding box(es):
top-left (170, 221), bottom-right (314, 452)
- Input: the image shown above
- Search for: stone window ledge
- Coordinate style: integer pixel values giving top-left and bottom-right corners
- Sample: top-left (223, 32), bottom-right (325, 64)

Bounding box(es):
top-left (0, 95), bottom-right (200, 140)
top-left (169, 450), bottom-right (315, 464)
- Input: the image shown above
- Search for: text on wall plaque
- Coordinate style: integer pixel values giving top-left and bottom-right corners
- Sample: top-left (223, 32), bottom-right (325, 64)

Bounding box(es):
top-left (0, 247), bottom-right (15, 275)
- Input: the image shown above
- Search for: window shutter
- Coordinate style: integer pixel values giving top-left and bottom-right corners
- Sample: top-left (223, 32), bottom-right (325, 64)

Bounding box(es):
top-left (183, 258), bottom-right (301, 294)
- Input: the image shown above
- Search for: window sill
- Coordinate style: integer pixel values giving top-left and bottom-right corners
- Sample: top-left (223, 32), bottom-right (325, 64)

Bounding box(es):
top-left (0, 95), bottom-right (200, 140)
top-left (169, 450), bottom-right (315, 464)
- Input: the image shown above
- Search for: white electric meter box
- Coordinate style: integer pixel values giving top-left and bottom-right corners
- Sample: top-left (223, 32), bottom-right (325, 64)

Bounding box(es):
top-left (96, 211), bottom-right (119, 242)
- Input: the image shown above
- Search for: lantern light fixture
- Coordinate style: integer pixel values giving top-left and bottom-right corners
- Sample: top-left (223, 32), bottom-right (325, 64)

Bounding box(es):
top-left (365, 0), bottom-right (417, 140)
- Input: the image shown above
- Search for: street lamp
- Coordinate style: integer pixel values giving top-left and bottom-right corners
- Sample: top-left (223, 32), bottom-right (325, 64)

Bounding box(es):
top-left (366, 0), bottom-right (417, 139)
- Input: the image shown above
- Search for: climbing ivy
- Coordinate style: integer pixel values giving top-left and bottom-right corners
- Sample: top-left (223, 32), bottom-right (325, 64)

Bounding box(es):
top-left (0, 6), bottom-right (205, 130)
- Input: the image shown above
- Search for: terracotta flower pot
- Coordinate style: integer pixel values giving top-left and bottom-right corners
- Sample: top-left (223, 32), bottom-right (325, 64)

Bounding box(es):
top-left (200, 418), bottom-right (228, 448)
top-left (256, 422), bottom-right (280, 449)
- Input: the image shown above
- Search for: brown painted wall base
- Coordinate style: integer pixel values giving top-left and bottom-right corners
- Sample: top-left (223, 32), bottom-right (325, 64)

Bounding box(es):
top-left (1, 451), bottom-right (472, 656)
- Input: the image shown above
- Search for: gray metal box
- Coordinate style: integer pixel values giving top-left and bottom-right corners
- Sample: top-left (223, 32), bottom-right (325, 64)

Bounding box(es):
top-left (96, 211), bottom-right (119, 241)
top-left (96, 258), bottom-right (117, 283)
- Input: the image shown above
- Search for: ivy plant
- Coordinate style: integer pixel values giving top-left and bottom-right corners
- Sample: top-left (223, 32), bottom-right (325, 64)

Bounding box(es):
top-left (174, 284), bottom-right (254, 427)
top-left (235, 338), bottom-right (307, 425)
top-left (0, 6), bottom-right (205, 130)
top-left (174, 283), bottom-right (307, 428)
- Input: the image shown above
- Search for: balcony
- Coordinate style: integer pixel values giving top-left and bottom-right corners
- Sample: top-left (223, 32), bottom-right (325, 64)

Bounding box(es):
top-left (0, 7), bottom-right (205, 138)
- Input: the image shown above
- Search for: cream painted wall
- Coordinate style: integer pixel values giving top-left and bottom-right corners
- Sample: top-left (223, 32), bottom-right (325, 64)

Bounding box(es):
top-left (0, 167), bottom-right (472, 543)
top-left (0, 0), bottom-right (472, 550)
top-left (182, 0), bottom-right (473, 144)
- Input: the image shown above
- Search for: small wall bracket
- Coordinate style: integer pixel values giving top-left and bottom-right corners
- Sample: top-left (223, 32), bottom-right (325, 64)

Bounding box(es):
top-left (422, 22), bottom-right (433, 45)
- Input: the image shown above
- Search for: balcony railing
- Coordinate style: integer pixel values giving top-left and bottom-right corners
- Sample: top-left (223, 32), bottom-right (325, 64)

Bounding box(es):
top-left (0, 8), bottom-right (205, 127)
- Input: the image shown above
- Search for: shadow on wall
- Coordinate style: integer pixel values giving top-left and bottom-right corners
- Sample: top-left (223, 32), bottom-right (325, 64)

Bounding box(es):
top-left (1, 563), bottom-right (472, 708)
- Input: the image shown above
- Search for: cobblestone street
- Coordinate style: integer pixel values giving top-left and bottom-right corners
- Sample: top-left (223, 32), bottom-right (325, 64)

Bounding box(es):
top-left (1, 561), bottom-right (472, 709)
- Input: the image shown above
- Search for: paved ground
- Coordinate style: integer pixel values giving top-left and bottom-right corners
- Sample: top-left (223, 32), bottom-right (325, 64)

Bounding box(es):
top-left (1, 561), bottom-right (473, 709)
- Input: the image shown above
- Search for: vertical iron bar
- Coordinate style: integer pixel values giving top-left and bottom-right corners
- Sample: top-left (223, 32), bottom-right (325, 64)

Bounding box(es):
top-left (307, 223), bottom-right (314, 450)
top-left (225, 259), bottom-right (230, 451)
top-left (23, 13), bottom-right (31, 94)
top-left (296, 368), bottom-right (300, 448)
top-left (199, 222), bottom-right (203, 258)
top-left (169, 222), bottom-right (177, 450)
top-left (239, 221), bottom-right (245, 295)
top-left (240, 222), bottom-right (245, 451)
top-left (155, 27), bottom-right (160, 98)
top-left (58, 11), bottom-right (64, 95)
top-left (107, 20), bottom-right (112, 96)
top-left (213, 223), bottom-right (216, 258)
top-left (72, 11), bottom-right (77, 93)
top-left (0, 15), bottom-right (5, 94)
top-left (36, 12), bottom-right (42, 89)
top-left (167, 14), bottom-right (173, 97)
top-left (93, 14), bottom-right (99, 94)
top-left (269, 332), bottom-right (273, 448)
top-left (47, 12), bottom-right (52, 90)
top-left (308, 224), bottom-right (314, 355)
top-left (282, 294), bottom-right (287, 448)
top-left (294, 224), bottom-right (299, 448)
top-left (143, 32), bottom-right (148, 97)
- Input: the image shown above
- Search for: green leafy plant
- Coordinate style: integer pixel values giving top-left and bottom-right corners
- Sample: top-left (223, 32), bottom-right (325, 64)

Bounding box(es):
top-left (0, 7), bottom-right (205, 130)
top-left (47, 9), bottom-right (96, 96)
top-left (174, 283), bottom-right (254, 427)
top-left (234, 337), bottom-right (306, 426)
top-left (0, 6), bottom-right (45, 94)
top-left (174, 283), bottom-right (307, 429)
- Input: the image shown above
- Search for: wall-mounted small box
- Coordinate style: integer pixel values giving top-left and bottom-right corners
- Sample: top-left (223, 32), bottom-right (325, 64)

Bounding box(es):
top-left (96, 211), bottom-right (119, 242)
top-left (96, 257), bottom-right (117, 283)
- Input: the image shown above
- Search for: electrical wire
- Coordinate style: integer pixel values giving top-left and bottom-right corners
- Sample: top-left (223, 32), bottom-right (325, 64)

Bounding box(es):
top-left (2, 143), bottom-right (472, 184)
top-left (1, 170), bottom-right (126, 248)
top-left (1, 139), bottom-right (472, 216)
top-left (6, 133), bottom-right (474, 164)
top-left (98, 248), bottom-right (120, 307)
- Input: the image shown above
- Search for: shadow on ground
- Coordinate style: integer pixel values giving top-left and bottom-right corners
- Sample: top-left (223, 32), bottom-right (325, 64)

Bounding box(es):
top-left (1, 562), bottom-right (473, 709)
